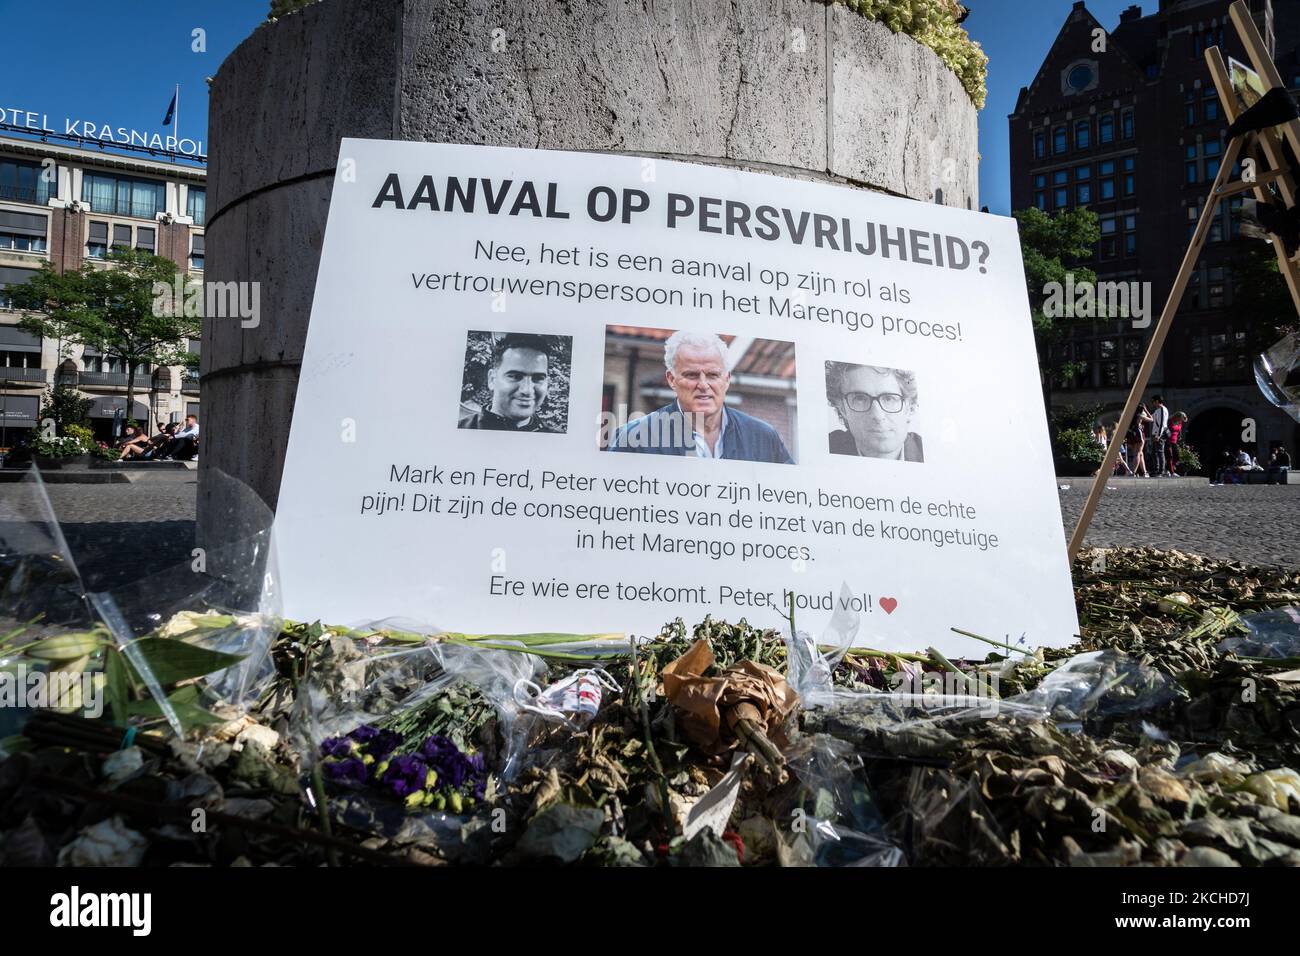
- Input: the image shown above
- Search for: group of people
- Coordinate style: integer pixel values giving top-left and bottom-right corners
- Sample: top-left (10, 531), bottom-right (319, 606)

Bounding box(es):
top-left (1094, 395), bottom-right (1186, 477)
top-left (115, 415), bottom-right (200, 461)
top-left (1212, 445), bottom-right (1291, 484)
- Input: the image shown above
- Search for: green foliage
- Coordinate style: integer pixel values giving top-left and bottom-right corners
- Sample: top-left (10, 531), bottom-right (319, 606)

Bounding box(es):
top-left (63, 424), bottom-right (93, 445)
top-left (1055, 426), bottom-right (1103, 469)
top-left (268, 0), bottom-right (318, 19)
top-left (38, 382), bottom-right (93, 433)
top-left (838, 0), bottom-right (987, 107)
top-left (1015, 206), bottom-right (1101, 401)
top-left (12, 249), bottom-right (198, 431)
top-left (31, 435), bottom-right (90, 459)
top-left (1227, 241), bottom-right (1299, 351)
top-left (1177, 442), bottom-right (1202, 474)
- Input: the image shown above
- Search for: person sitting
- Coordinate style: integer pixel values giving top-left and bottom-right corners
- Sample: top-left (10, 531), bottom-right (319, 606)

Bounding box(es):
top-left (1268, 446), bottom-right (1292, 482)
top-left (138, 423), bottom-right (175, 460)
top-left (160, 415), bottom-right (200, 460)
top-left (116, 425), bottom-right (150, 460)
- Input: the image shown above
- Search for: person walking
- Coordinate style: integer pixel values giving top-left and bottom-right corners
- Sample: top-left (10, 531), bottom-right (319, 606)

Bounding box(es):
top-left (1166, 411), bottom-right (1187, 476)
top-left (1148, 396), bottom-right (1170, 477)
top-left (1128, 405), bottom-right (1152, 477)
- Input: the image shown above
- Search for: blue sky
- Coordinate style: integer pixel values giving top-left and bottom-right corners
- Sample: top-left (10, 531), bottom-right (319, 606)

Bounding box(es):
top-left (2, 0), bottom-right (1142, 213)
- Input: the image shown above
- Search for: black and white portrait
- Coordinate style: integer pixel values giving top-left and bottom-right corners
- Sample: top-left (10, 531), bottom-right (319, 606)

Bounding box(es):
top-left (825, 361), bottom-right (924, 462)
top-left (458, 331), bottom-right (572, 434)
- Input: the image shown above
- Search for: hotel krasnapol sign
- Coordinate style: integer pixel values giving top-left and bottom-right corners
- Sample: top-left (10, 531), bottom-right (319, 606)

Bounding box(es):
top-left (273, 140), bottom-right (1078, 656)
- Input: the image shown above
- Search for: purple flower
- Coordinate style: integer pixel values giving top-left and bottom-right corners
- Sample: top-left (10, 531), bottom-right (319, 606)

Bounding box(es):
top-left (320, 735), bottom-right (355, 758)
top-left (322, 756), bottom-right (368, 786)
top-left (378, 753), bottom-right (430, 799)
top-left (350, 725), bottom-right (402, 759)
top-left (418, 735), bottom-right (488, 795)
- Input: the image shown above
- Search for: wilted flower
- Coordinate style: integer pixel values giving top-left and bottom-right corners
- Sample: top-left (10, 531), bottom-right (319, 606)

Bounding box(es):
top-left (320, 736), bottom-right (356, 758)
top-left (321, 756), bottom-right (368, 786)
top-left (348, 725), bottom-right (402, 759)
top-left (376, 753), bottom-right (430, 799)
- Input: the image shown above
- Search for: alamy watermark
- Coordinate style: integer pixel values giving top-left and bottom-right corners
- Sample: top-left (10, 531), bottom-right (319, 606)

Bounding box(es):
top-left (888, 668), bottom-right (1001, 716)
top-left (1042, 273), bottom-right (1152, 328)
top-left (0, 664), bottom-right (103, 718)
top-left (152, 277), bottom-right (260, 328)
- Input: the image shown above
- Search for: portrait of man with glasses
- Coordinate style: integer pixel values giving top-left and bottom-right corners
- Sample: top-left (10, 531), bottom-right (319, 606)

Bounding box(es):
top-left (825, 361), bottom-right (924, 462)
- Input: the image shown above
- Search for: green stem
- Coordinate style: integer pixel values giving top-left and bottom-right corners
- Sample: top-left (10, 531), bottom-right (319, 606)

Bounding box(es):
top-left (926, 646), bottom-right (979, 695)
top-left (950, 627), bottom-right (1035, 657)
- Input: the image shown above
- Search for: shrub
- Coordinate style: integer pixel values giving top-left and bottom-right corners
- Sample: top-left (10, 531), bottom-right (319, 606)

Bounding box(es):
top-left (32, 435), bottom-right (90, 459)
top-left (838, 0), bottom-right (987, 108)
top-left (64, 424), bottom-right (94, 445)
top-left (1056, 426), bottom-right (1103, 473)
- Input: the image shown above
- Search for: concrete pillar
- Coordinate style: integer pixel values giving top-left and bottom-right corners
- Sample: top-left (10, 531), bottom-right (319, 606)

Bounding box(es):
top-left (201, 0), bottom-right (979, 543)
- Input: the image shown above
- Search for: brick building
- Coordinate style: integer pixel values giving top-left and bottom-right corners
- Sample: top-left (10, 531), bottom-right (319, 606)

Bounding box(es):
top-left (1009, 0), bottom-right (1299, 471)
top-left (0, 135), bottom-right (205, 449)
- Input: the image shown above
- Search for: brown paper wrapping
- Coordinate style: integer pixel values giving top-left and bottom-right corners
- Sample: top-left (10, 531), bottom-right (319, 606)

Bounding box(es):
top-left (661, 640), bottom-right (800, 755)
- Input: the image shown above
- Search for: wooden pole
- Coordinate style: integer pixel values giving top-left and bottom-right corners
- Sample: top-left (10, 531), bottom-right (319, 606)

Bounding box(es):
top-left (1205, 46), bottom-right (1300, 308)
top-left (1066, 135), bottom-right (1244, 562)
top-left (1228, 1), bottom-right (1300, 168)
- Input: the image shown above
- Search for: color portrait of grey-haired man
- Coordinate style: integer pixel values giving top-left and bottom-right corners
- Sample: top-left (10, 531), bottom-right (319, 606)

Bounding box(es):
top-left (609, 330), bottom-right (793, 464)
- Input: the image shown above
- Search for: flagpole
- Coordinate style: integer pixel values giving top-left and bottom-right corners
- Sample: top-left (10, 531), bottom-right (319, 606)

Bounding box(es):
top-left (173, 83), bottom-right (179, 160)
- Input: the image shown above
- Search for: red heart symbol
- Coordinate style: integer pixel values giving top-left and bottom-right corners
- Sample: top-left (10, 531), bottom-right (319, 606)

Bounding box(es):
top-left (879, 597), bottom-right (898, 615)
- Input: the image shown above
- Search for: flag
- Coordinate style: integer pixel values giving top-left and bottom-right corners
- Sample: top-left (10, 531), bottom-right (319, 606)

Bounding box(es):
top-left (162, 90), bottom-right (177, 126)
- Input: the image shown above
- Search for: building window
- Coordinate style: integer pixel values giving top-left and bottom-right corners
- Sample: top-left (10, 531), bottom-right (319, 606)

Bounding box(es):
top-left (81, 173), bottom-right (166, 219)
top-left (136, 226), bottom-right (155, 254)
top-left (1034, 173), bottom-right (1046, 190)
top-left (111, 224), bottom-right (132, 251)
top-left (0, 211), bottom-right (49, 253)
top-left (87, 220), bottom-right (108, 259)
top-left (1122, 156), bottom-right (1136, 195)
top-left (190, 234), bottom-right (204, 272)
top-left (0, 160), bottom-right (58, 205)
top-left (1075, 165), bottom-right (1091, 181)
top-left (1075, 120), bottom-right (1091, 149)
top-left (1204, 93), bottom-right (1219, 122)
top-left (1122, 214), bottom-right (1137, 257)
top-left (1228, 196), bottom-right (1243, 238)
top-left (1054, 187), bottom-right (1068, 209)
top-left (1098, 160), bottom-right (1115, 200)
top-left (1077, 183), bottom-right (1091, 204)
top-left (1100, 217), bottom-right (1116, 235)
top-left (1185, 161), bottom-right (1198, 184)
top-left (1121, 109), bottom-right (1134, 139)
top-left (1034, 192), bottom-right (1046, 210)
top-left (1186, 91), bottom-right (1197, 126)
top-left (186, 187), bottom-right (205, 226)
top-left (1053, 126), bottom-right (1067, 154)
top-left (0, 232), bottom-right (47, 253)
top-left (1207, 267), bottom-right (1227, 308)
top-left (1099, 114), bottom-right (1114, 143)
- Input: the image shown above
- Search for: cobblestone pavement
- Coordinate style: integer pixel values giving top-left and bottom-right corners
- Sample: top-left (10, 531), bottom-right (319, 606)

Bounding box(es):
top-left (2, 473), bottom-right (1297, 597)
top-left (2, 473), bottom-right (199, 593)
top-left (1056, 476), bottom-right (1299, 569)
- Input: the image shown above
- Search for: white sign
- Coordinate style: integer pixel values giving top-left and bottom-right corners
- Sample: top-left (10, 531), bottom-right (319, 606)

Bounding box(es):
top-left (273, 140), bottom-right (1079, 656)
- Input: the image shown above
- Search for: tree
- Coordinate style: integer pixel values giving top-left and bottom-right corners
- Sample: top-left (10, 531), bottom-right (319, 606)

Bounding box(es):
top-left (12, 249), bottom-right (199, 433)
top-left (38, 381), bottom-right (93, 434)
top-left (1014, 206), bottom-right (1101, 413)
top-left (1227, 239), bottom-right (1299, 353)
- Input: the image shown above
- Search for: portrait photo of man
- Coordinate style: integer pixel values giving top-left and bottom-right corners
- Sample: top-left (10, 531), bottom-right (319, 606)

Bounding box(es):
top-left (458, 331), bottom-right (572, 433)
top-left (825, 361), bottom-right (924, 462)
top-left (607, 329), bottom-right (794, 464)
